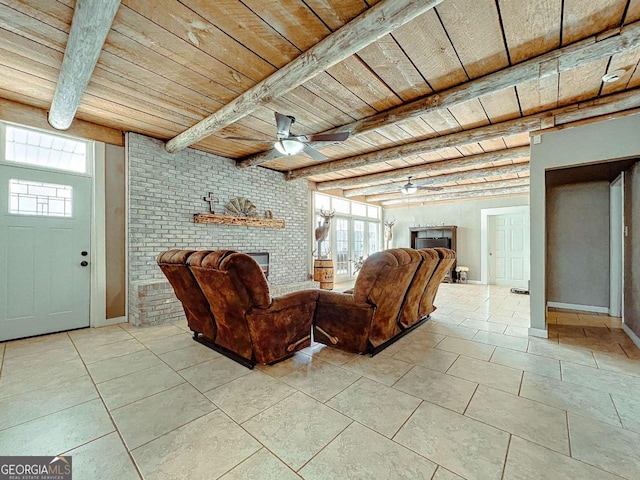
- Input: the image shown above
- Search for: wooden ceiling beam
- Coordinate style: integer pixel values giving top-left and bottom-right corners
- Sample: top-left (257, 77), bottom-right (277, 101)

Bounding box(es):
top-left (238, 20), bottom-right (640, 169)
top-left (345, 163), bottom-right (530, 198)
top-left (1, 97), bottom-right (123, 146)
top-left (48, 0), bottom-right (121, 130)
top-left (381, 185), bottom-right (530, 207)
top-left (367, 177), bottom-right (530, 203)
top-left (288, 116), bottom-right (538, 180)
top-left (164, 0), bottom-right (445, 154)
top-left (317, 145), bottom-right (530, 191)
top-left (287, 88), bottom-right (640, 180)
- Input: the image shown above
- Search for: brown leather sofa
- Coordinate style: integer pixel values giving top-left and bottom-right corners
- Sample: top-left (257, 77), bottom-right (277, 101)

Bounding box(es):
top-left (399, 248), bottom-right (440, 329)
top-left (159, 247), bottom-right (454, 365)
top-left (157, 249), bottom-right (216, 341)
top-left (313, 248), bottom-right (422, 354)
top-left (313, 247), bottom-right (455, 355)
top-left (418, 247), bottom-right (456, 318)
top-left (159, 249), bottom-right (319, 368)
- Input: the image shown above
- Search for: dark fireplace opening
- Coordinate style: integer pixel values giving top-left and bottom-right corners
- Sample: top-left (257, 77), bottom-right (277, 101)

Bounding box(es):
top-left (246, 252), bottom-right (269, 278)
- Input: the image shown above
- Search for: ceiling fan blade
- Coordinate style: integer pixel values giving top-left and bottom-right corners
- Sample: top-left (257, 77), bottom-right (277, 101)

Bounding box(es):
top-left (225, 136), bottom-right (272, 142)
top-left (275, 112), bottom-right (293, 138)
top-left (304, 145), bottom-right (327, 161)
top-left (418, 185), bottom-right (443, 191)
top-left (295, 132), bottom-right (350, 143)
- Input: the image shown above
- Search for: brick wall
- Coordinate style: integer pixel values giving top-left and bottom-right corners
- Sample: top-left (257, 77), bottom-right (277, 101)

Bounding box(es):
top-left (127, 133), bottom-right (312, 325)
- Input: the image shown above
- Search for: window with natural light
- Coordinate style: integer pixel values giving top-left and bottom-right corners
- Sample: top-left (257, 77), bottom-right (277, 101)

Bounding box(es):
top-left (5, 125), bottom-right (88, 174)
top-left (9, 179), bottom-right (73, 217)
top-left (313, 192), bottom-right (381, 279)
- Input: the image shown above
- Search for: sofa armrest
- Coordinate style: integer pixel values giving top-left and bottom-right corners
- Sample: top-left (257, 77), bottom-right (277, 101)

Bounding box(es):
top-left (314, 291), bottom-right (374, 353)
top-left (266, 289), bottom-right (319, 312)
top-left (316, 290), bottom-right (368, 308)
top-left (246, 289), bottom-right (318, 364)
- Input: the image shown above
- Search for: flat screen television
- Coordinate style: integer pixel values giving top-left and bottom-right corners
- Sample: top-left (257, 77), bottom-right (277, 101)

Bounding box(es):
top-left (415, 237), bottom-right (450, 249)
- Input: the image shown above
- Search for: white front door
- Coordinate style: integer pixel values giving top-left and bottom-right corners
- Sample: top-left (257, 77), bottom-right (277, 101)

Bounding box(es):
top-left (489, 212), bottom-right (530, 288)
top-left (0, 165), bottom-right (91, 341)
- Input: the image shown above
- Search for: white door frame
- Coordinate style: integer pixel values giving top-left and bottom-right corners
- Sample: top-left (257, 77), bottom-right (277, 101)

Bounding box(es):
top-left (480, 205), bottom-right (530, 285)
top-left (91, 142), bottom-right (109, 327)
top-left (91, 141), bottom-right (127, 327)
top-left (0, 122), bottom-right (111, 330)
top-left (609, 174), bottom-right (624, 318)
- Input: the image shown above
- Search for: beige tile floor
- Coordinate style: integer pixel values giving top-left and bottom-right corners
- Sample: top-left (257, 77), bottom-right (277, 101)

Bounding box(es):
top-left (1, 284), bottom-right (640, 479)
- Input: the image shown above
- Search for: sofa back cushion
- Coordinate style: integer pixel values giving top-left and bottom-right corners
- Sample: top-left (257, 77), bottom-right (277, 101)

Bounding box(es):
top-left (399, 248), bottom-right (440, 328)
top-left (418, 248), bottom-right (456, 317)
top-left (188, 251), bottom-right (270, 360)
top-left (157, 249), bottom-right (216, 340)
top-left (354, 248), bottom-right (422, 347)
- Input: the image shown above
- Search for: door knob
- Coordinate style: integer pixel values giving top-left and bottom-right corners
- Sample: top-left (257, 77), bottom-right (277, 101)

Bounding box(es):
top-left (81, 261), bottom-right (89, 267)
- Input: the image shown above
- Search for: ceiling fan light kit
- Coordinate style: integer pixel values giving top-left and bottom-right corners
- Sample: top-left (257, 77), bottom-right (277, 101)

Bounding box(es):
top-left (401, 184), bottom-right (417, 195)
top-left (274, 139), bottom-right (304, 156)
top-left (401, 176), bottom-right (418, 195)
top-left (228, 111), bottom-right (350, 161)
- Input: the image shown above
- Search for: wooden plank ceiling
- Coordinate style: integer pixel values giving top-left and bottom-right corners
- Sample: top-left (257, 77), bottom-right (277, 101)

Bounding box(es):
top-left (1, 0), bottom-right (640, 206)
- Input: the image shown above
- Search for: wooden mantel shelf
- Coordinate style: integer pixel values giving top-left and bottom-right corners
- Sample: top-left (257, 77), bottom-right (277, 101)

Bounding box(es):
top-left (193, 213), bottom-right (285, 228)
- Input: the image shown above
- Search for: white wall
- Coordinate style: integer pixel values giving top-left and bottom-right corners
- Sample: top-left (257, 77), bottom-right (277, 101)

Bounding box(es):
top-left (530, 112), bottom-right (640, 333)
top-left (546, 181), bottom-right (610, 309)
top-left (384, 195), bottom-right (529, 282)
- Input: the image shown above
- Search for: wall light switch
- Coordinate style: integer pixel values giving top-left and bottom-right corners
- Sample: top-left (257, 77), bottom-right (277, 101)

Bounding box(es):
top-left (532, 135), bottom-right (541, 144)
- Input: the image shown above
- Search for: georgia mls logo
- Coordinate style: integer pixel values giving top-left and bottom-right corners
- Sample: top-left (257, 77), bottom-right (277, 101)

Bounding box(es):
top-left (0, 456), bottom-right (72, 480)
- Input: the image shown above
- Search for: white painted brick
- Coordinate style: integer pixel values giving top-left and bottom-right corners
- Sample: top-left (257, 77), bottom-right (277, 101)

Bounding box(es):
top-left (127, 133), bottom-right (310, 326)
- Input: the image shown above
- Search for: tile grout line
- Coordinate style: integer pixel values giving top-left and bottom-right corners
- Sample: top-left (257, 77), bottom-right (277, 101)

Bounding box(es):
top-left (294, 418), bottom-right (355, 473)
top-left (214, 446), bottom-right (302, 479)
top-left (209, 378), bottom-right (298, 427)
top-left (390, 399), bottom-right (425, 440)
top-left (69, 328), bottom-right (146, 480)
top-left (72, 326), bottom-right (227, 476)
top-left (0, 342), bottom-right (6, 378)
top-left (0, 397), bottom-right (99, 434)
top-left (609, 392), bottom-right (625, 430)
top-left (499, 434), bottom-right (513, 479)
top-left (127, 408), bottom-right (218, 453)
top-left (461, 383), bottom-right (480, 416)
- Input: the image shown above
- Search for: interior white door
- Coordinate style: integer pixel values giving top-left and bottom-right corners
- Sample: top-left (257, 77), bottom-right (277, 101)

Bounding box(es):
top-left (489, 212), bottom-right (530, 288)
top-left (0, 164), bottom-right (91, 341)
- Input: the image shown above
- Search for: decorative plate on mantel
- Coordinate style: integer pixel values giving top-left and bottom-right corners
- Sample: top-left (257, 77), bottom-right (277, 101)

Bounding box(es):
top-left (225, 197), bottom-right (258, 217)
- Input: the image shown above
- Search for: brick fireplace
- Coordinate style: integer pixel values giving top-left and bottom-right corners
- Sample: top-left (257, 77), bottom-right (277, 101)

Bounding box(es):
top-left (127, 133), bottom-right (315, 326)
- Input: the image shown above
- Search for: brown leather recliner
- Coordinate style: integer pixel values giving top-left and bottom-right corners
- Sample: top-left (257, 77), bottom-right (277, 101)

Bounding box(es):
top-left (313, 248), bottom-right (422, 355)
top-left (418, 247), bottom-right (456, 318)
top-left (188, 250), bottom-right (319, 367)
top-left (157, 249), bottom-right (216, 341)
top-left (399, 248), bottom-right (441, 328)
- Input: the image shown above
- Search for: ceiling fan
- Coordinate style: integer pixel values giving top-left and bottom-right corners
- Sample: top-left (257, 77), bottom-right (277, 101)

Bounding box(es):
top-left (401, 176), bottom-right (443, 195)
top-left (226, 112), bottom-right (349, 160)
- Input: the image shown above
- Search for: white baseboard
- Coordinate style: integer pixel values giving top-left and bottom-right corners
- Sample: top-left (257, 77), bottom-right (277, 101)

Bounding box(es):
top-left (92, 315), bottom-right (127, 328)
top-left (528, 327), bottom-right (548, 338)
top-left (466, 280), bottom-right (482, 285)
top-left (547, 302), bottom-right (609, 314)
top-left (623, 323), bottom-right (640, 350)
